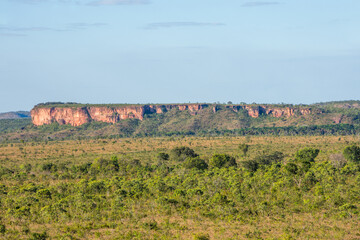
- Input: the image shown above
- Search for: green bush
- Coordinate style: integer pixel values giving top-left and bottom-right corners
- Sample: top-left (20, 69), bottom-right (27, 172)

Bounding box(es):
top-left (36, 189), bottom-right (52, 199)
top-left (295, 148), bottom-right (319, 163)
top-left (143, 220), bottom-right (158, 230)
top-left (254, 151), bottom-right (284, 166)
top-left (285, 163), bottom-right (298, 174)
top-left (41, 163), bottom-right (57, 172)
top-left (30, 231), bottom-right (48, 240)
top-left (242, 152), bottom-right (283, 172)
top-left (193, 233), bottom-right (210, 240)
top-left (183, 157), bottom-right (208, 170)
top-left (294, 147), bottom-right (319, 172)
top-left (343, 145), bottom-right (360, 163)
top-left (157, 152), bottom-right (169, 161)
top-left (90, 157), bottom-right (119, 174)
top-left (0, 224), bottom-right (5, 234)
top-left (242, 159), bottom-right (259, 172)
top-left (171, 146), bottom-right (199, 161)
top-left (239, 143), bottom-right (249, 156)
top-left (209, 154), bottom-right (237, 169)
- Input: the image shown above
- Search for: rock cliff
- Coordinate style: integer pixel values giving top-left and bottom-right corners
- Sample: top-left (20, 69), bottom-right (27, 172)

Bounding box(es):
top-left (31, 103), bottom-right (312, 126)
top-left (31, 104), bottom-right (210, 126)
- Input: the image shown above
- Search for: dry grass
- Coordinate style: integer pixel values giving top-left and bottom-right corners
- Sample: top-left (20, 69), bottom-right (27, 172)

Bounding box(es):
top-left (0, 136), bottom-right (357, 167)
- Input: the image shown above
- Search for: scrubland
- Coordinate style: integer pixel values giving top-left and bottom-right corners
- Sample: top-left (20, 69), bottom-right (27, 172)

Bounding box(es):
top-left (0, 136), bottom-right (360, 239)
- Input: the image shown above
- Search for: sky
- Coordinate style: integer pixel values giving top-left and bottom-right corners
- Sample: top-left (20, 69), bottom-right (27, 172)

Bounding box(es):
top-left (1, 0), bottom-right (360, 112)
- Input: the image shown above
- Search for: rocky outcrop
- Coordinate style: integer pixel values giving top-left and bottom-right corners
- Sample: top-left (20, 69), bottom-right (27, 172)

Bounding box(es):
top-left (31, 103), bottom-right (313, 126)
top-left (333, 115), bottom-right (343, 124)
top-left (31, 104), bottom-right (209, 126)
top-left (87, 106), bottom-right (145, 123)
top-left (31, 107), bottom-right (91, 126)
top-left (231, 105), bottom-right (311, 118)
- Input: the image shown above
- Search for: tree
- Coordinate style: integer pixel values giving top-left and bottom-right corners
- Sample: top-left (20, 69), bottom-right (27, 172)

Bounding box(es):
top-left (183, 157), bottom-right (208, 170)
top-left (242, 159), bottom-right (259, 172)
top-left (343, 145), bottom-right (360, 163)
top-left (209, 154), bottom-right (237, 169)
top-left (239, 143), bottom-right (250, 157)
top-left (295, 147), bottom-right (319, 163)
top-left (157, 152), bottom-right (169, 161)
top-left (171, 146), bottom-right (199, 161)
top-left (294, 147), bottom-right (319, 172)
top-left (254, 151), bottom-right (284, 165)
top-left (242, 151), bottom-right (283, 172)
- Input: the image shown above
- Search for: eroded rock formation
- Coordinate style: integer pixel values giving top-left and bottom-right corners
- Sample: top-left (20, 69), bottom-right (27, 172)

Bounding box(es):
top-left (31, 104), bottom-right (209, 126)
top-left (31, 103), bottom-right (313, 126)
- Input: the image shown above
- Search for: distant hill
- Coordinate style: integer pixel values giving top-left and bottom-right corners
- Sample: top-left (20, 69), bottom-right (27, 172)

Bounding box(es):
top-left (0, 111), bottom-right (31, 119)
top-left (1, 101), bottom-right (360, 141)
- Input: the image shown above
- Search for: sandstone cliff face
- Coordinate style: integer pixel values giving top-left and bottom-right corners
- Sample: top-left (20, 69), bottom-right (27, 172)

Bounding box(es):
top-left (31, 104), bottom-right (209, 126)
top-left (226, 105), bottom-right (312, 118)
top-left (31, 103), bottom-right (313, 126)
top-left (31, 107), bottom-right (90, 126)
top-left (87, 106), bottom-right (145, 123)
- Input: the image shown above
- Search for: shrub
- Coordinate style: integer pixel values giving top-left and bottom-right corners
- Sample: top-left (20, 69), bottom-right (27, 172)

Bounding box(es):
top-left (19, 163), bottom-right (32, 172)
top-left (254, 151), bottom-right (284, 165)
top-left (294, 147), bottom-right (319, 172)
top-left (171, 146), bottom-right (199, 161)
top-left (157, 152), bottom-right (169, 161)
top-left (343, 145), bottom-right (360, 163)
top-left (183, 157), bottom-right (208, 170)
top-left (36, 188), bottom-right (52, 199)
top-left (41, 163), bottom-right (57, 172)
top-left (295, 148), bottom-right (319, 163)
top-left (87, 180), bottom-right (106, 193)
top-left (285, 163), bottom-right (298, 174)
top-left (143, 220), bottom-right (158, 230)
top-left (0, 224), bottom-right (5, 234)
top-left (239, 143), bottom-right (250, 157)
top-left (30, 231), bottom-right (48, 240)
top-left (91, 157), bottom-right (119, 173)
top-left (193, 233), bottom-right (210, 240)
top-left (242, 159), bottom-right (259, 172)
top-left (242, 152), bottom-right (283, 172)
top-left (209, 154), bottom-right (237, 169)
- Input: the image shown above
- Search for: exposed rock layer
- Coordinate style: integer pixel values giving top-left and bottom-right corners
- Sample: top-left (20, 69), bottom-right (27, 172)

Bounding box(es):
top-left (31, 104), bottom-right (312, 126)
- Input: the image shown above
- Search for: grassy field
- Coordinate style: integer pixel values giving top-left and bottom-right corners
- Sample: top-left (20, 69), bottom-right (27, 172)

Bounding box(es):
top-left (0, 136), bottom-right (360, 239)
top-left (1, 135), bottom-right (358, 165)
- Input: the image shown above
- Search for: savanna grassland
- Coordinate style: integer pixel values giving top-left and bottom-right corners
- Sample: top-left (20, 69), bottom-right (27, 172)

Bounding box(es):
top-left (1, 135), bottom-right (360, 239)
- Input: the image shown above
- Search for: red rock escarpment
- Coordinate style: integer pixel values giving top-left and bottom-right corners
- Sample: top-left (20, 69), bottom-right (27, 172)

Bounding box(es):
top-left (228, 105), bottom-right (312, 118)
top-left (31, 107), bottom-right (91, 126)
top-left (31, 104), bottom-right (313, 126)
top-left (31, 104), bottom-right (209, 126)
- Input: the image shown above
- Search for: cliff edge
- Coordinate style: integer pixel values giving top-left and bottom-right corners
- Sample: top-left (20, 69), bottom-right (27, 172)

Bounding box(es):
top-left (31, 103), bottom-right (313, 126)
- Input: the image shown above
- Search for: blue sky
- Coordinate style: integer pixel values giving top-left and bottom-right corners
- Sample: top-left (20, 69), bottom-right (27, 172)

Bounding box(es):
top-left (1, 0), bottom-right (360, 112)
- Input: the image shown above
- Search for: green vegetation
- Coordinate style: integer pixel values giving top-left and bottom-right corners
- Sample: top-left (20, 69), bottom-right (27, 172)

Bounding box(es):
top-left (33, 102), bottom-right (144, 109)
top-left (209, 153), bottom-right (237, 168)
top-left (0, 136), bottom-right (359, 239)
top-left (0, 119), bottom-right (32, 133)
top-left (343, 145), bottom-right (360, 163)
